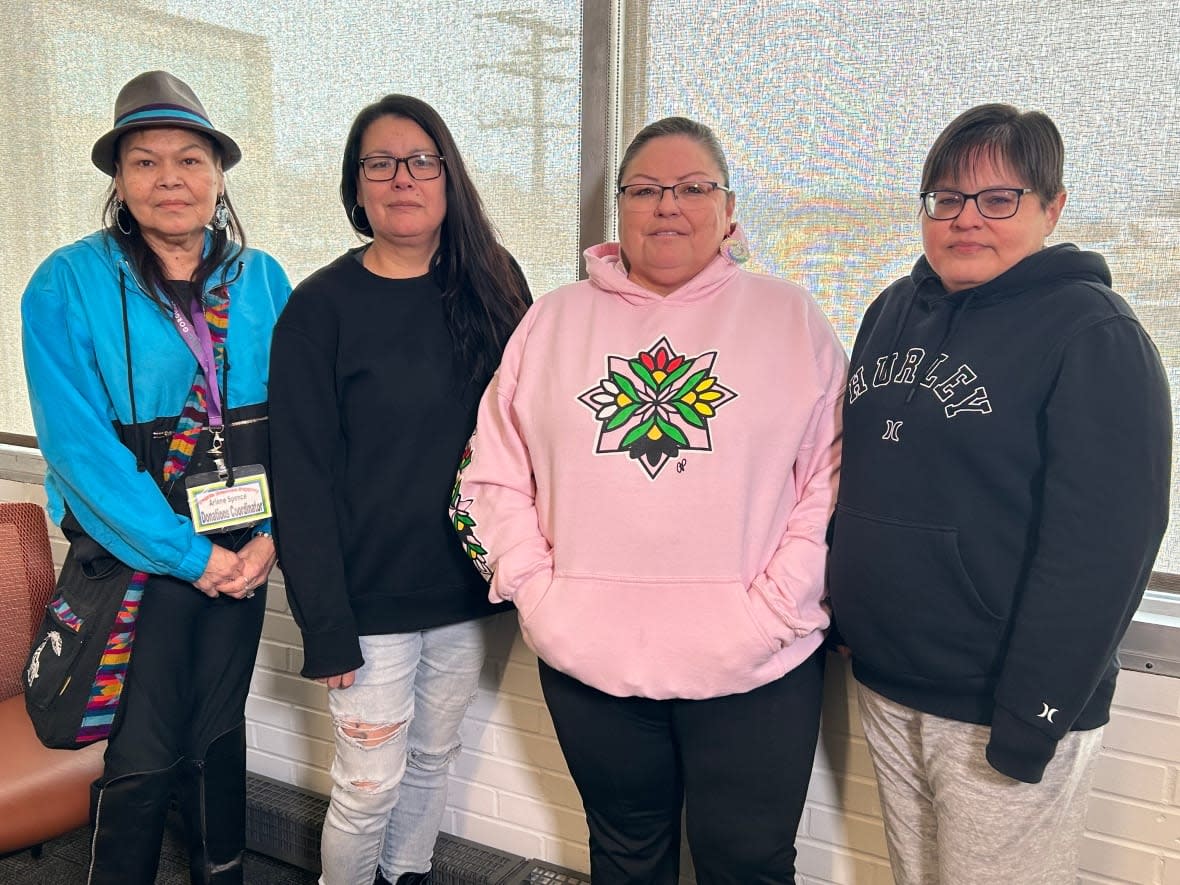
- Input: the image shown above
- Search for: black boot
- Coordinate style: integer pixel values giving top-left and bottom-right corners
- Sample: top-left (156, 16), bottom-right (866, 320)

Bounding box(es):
top-left (88, 763), bottom-right (181, 885)
top-left (180, 722), bottom-right (248, 884)
top-left (374, 871), bottom-right (432, 885)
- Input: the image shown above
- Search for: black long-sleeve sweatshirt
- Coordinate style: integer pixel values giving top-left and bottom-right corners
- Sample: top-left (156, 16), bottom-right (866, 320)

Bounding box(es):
top-left (828, 243), bottom-right (1171, 783)
top-left (268, 248), bottom-right (528, 679)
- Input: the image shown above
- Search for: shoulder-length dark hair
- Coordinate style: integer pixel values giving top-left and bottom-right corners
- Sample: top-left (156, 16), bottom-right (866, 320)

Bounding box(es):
top-left (101, 131), bottom-right (245, 310)
top-left (921, 103), bottom-right (1065, 205)
top-left (340, 94), bottom-right (530, 385)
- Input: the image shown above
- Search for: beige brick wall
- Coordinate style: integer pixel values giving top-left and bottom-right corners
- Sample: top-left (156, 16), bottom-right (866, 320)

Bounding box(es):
top-left (3, 455), bottom-right (1178, 883)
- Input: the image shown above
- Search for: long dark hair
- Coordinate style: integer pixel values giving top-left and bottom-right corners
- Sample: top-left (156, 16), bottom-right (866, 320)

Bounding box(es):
top-left (341, 94), bottom-right (530, 384)
top-left (101, 131), bottom-right (246, 310)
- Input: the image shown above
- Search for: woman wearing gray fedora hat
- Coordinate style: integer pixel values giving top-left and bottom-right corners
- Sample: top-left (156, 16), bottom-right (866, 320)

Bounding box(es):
top-left (21, 70), bottom-right (291, 884)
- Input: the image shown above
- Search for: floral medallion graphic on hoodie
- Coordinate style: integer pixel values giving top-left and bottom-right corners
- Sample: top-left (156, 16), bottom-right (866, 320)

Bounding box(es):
top-left (578, 336), bottom-right (738, 479)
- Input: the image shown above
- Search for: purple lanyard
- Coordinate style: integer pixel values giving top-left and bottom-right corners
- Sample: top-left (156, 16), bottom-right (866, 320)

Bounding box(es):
top-left (170, 300), bottom-right (224, 427)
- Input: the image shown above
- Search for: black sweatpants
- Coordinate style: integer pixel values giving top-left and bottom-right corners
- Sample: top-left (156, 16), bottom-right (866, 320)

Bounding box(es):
top-left (89, 573), bottom-right (266, 883)
top-left (539, 648), bottom-right (824, 885)
top-left (104, 575), bottom-right (266, 778)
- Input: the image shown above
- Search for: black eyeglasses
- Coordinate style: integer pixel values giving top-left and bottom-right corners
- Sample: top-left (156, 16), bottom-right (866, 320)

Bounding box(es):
top-left (617, 181), bottom-right (731, 211)
top-left (359, 153), bottom-right (445, 182)
top-left (920, 188), bottom-right (1033, 220)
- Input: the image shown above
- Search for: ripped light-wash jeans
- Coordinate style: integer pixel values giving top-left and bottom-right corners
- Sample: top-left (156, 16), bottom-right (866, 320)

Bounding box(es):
top-left (319, 619), bottom-right (488, 885)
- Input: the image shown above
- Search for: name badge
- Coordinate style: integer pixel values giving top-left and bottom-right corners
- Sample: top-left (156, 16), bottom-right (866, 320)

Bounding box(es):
top-left (185, 465), bottom-right (272, 534)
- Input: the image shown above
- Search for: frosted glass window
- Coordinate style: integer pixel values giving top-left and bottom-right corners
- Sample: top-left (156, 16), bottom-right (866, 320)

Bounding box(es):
top-left (0, 0), bottom-right (582, 437)
top-left (621, 0), bottom-right (1179, 576)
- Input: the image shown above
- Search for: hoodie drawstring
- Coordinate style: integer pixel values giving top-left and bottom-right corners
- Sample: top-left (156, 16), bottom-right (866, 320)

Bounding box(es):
top-left (904, 288), bottom-right (977, 403)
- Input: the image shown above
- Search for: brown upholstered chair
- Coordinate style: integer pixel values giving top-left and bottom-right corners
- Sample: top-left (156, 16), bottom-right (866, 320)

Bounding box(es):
top-left (0, 501), bottom-right (105, 856)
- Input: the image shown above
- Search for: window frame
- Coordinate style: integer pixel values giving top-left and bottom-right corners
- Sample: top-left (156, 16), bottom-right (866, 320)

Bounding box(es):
top-left (1, 1), bottom-right (1176, 617)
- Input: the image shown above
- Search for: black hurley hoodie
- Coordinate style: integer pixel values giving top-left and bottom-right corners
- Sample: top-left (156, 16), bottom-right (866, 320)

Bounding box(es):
top-left (828, 243), bottom-right (1171, 783)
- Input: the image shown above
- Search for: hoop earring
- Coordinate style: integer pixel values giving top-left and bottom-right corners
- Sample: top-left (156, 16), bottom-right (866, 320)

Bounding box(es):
top-left (212, 196), bottom-right (230, 231)
top-left (114, 198), bottom-right (133, 236)
top-left (350, 203), bottom-right (369, 232)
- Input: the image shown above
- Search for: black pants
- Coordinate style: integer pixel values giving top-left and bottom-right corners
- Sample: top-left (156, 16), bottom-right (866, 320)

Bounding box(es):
top-left (539, 649), bottom-right (824, 885)
top-left (90, 574), bottom-right (266, 884)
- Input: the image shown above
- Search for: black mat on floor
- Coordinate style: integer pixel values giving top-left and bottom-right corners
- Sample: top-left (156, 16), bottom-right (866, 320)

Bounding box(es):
top-left (0, 813), bottom-right (317, 884)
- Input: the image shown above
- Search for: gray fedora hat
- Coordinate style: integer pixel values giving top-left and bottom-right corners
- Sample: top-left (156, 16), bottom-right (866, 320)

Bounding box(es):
top-left (91, 70), bottom-right (241, 176)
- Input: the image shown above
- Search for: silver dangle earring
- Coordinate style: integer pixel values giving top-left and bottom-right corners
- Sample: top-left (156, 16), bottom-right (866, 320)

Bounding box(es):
top-left (212, 195), bottom-right (230, 231)
top-left (114, 198), bottom-right (133, 236)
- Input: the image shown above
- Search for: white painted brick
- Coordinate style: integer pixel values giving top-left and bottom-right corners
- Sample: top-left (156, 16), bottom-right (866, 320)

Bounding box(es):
top-left (458, 717), bottom-right (500, 755)
top-left (537, 769), bottom-right (586, 812)
top-left (499, 659), bottom-right (545, 700)
top-left (493, 725), bottom-right (568, 771)
top-left (805, 770), bottom-right (883, 818)
top-left (1085, 794), bottom-right (1180, 850)
top-left (450, 810), bottom-right (545, 859)
top-left (247, 750), bottom-right (298, 785)
top-left (498, 792), bottom-right (588, 841)
top-left (814, 732), bottom-right (878, 780)
top-left (1078, 833), bottom-right (1161, 883)
top-left (260, 609), bottom-right (305, 646)
top-left (264, 589), bottom-right (290, 616)
top-left (0, 477), bottom-right (47, 499)
top-left (820, 653), bottom-right (865, 738)
top-left (246, 694), bottom-right (297, 730)
top-left (286, 762), bottom-right (333, 797)
top-left (536, 707), bottom-right (558, 739)
top-left (1174, 769), bottom-right (1180, 806)
top-left (1164, 853), bottom-right (1180, 885)
top-left (506, 629), bottom-right (537, 664)
top-left (253, 722), bottom-right (335, 769)
top-left (452, 749), bottom-right (554, 798)
top-left (467, 687), bottom-right (546, 734)
top-left (246, 693), bottom-right (331, 741)
top-left (795, 839), bottom-right (894, 885)
top-left (250, 667), bottom-right (328, 708)
top-left (1092, 752), bottom-right (1171, 803)
top-left (446, 777), bottom-right (498, 817)
top-left (259, 698), bottom-right (330, 750)
top-left (254, 638), bottom-right (293, 672)
top-left (1104, 712), bottom-right (1180, 763)
top-left (1112, 669), bottom-right (1180, 717)
top-left (806, 806), bottom-right (889, 858)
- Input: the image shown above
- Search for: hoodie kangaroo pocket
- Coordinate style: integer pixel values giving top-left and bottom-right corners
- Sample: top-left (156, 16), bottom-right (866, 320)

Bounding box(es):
top-left (829, 506), bottom-right (1005, 681)
top-left (519, 574), bottom-right (781, 699)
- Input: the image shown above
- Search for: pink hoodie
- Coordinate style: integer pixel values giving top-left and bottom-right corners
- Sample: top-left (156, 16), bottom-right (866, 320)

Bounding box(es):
top-left (453, 239), bottom-right (847, 699)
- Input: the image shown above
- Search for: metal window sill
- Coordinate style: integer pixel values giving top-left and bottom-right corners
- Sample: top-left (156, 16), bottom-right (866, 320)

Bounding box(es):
top-left (1121, 590), bottom-right (1180, 678)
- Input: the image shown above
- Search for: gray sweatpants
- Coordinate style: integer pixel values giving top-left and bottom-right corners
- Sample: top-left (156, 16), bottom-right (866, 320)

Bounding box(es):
top-left (856, 683), bottom-right (1103, 885)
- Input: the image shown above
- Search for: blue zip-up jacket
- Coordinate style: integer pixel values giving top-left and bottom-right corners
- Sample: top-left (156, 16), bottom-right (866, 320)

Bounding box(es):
top-left (21, 230), bottom-right (291, 582)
